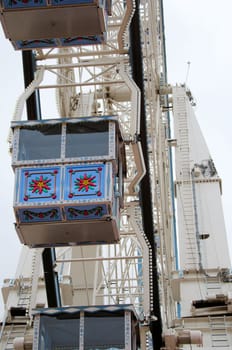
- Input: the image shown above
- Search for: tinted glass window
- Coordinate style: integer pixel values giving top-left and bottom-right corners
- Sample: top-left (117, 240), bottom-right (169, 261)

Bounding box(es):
top-left (84, 316), bottom-right (124, 350)
top-left (66, 122), bottom-right (109, 158)
top-left (18, 124), bottom-right (62, 161)
top-left (38, 316), bottom-right (79, 349)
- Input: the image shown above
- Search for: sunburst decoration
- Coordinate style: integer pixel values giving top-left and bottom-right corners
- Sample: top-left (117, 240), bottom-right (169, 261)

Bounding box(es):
top-left (29, 175), bottom-right (51, 195)
top-left (74, 173), bottom-right (96, 192)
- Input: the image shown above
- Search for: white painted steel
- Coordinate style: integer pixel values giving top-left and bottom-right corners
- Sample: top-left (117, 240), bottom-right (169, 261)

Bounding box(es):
top-left (2, 0), bottom-right (232, 349)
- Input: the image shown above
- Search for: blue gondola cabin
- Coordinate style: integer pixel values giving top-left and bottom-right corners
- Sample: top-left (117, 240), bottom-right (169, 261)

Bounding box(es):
top-left (11, 116), bottom-right (126, 247)
top-left (32, 305), bottom-right (140, 350)
top-left (0, 0), bottom-right (110, 49)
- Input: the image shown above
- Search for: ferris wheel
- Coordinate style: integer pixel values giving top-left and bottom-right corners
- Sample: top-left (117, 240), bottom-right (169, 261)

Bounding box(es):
top-left (0, 0), bottom-right (171, 348)
top-left (2, 0), bottom-right (231, 349)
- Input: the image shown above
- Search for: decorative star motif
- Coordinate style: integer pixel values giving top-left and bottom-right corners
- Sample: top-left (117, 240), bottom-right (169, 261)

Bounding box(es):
top-left (29, 176), bottom-right (51, 195)
top-left (75, 173), bottom-right (96, 192)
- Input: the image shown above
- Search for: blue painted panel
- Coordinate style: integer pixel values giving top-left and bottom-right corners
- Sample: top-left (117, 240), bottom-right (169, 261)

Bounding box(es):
top-left (11, 116), bottom-right (118, 127)
top-left (33, 304), bottom-right (137, 315)
top-left (51, 0), bottom-right (94, 5)
top-left (14, 38), bottom-right (57, 50)
top-left (18, 167), bottom-right (61, 204)
top-left (3, 0), bottom-right (46, 9)
top-left (65, 204), bottom-right (108, 220)
top-left (60, 35), bottom-right (105, 46)
top-left (18, 207), bottom-right (62, 223)
top-left (14, 35), bottom-right (105, 50)
top-left (64, 164), bottom-right (106, 201)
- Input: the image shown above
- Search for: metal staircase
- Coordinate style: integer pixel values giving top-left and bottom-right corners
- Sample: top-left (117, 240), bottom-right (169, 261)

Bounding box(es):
top-left (0, 250), bottom-right (42, 350)
top-left (173, 88), bottom-right (199, 270)
top-left (17, 249), bottom-right (41, 314)
top-left (209, 315), bottom-right (229, 348)
top-left (5, 323), bottom-right (27, 350)
top-left (206, 272), bottom-right (222, 297)
top-left (17, 285), bottom-right (31, 309)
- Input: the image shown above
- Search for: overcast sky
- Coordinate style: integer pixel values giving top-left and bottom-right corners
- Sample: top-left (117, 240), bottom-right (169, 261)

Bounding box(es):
top-left (0, 32), bottom-right (23, 277)
top-left (0, 0), bottom-right (232, 313)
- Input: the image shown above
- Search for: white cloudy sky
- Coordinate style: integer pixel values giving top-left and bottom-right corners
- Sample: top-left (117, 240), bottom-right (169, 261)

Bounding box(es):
top-left (0, 34), bottom-right (23, 277)
top-left (0, 0), bottom-right (232, 312)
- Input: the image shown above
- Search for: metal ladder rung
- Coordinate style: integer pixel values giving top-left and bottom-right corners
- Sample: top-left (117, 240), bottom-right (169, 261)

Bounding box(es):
top-left (5, 324), bottom-right (27, 349)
